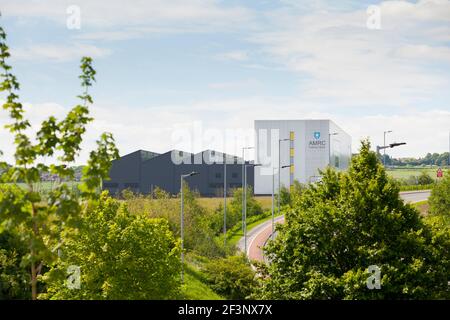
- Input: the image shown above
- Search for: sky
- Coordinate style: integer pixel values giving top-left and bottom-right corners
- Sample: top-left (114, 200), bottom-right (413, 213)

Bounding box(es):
top-left (0, 0), bottom-right (449, 164)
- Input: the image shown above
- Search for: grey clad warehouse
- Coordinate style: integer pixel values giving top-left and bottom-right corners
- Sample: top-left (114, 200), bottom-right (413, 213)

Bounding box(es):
top-left (103, 119), bottom-right (351, 197)
top-left (103, 149), bottom-right (254, 197)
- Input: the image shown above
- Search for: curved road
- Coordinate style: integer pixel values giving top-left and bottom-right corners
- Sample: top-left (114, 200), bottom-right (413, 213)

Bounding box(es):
top-left (238, 190), bottom-right (431, 262)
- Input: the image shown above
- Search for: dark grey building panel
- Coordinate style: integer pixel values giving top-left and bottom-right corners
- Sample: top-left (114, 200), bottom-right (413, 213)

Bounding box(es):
top-left (104, 150), bottom-right (159, 194)
top-left (104, 149), bottom-right (254, 197)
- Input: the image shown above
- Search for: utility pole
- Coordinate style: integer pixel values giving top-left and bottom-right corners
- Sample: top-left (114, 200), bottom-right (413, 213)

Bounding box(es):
top-left (271, 167), bottom-right (275, 241)
top-left (377, 142), bottom-right (407, 165)
top-left (241, 146), bottom-right (253, 234)
top-left (383, 130), bottom-right (392, 166)
top-left (244, 163), bottom-right (260, 256)
top-left (223, 154), bottom-right (227, 247)
top-left (180, 171), bottom-right (199, 283)
top-left (278, 138), bottom-right (289, 217)
top-left (272, 165), bottom-right (291, 241)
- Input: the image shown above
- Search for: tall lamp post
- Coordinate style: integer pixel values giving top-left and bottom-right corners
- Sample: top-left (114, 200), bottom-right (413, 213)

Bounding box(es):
top-left (180, 171), bottom-right (199, 282)
top-left (278, 138), bottom-right (290, 217)
top-left (383, 130), bottom-right (392, 166)
top-left (328, 132), bottom-right (338, 167)
top-left (241, 146), bottom-right (253, 234)
top-left (223, 153), bottom-right (227, 247)
top-left (271, 164), bottom-right (291, 240)
top-left (244, 163), bottom-right (261, 256)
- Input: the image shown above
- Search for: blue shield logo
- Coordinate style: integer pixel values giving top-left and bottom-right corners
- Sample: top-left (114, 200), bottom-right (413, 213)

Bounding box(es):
top-left (314, 132), bottom-right (321, 140)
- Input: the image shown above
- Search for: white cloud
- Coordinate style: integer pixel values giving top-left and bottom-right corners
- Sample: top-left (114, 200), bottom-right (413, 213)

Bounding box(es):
top-left (216, 50), bottom-right (249, 61)
top-left (1, 0), bottom-right (253, 31)
top-left (208, 78), bottom-right (259, 90)
top-left (11, 43), bottom-right (111, 62)
top-left (336, 109), bottom-right (450, 159)
top-left (251, 0), bottom-right (450, 107)
top-left (2, 99), bottom-right (449, 165)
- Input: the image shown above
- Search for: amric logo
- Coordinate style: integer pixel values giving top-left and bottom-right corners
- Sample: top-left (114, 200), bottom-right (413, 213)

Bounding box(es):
top-left (309, 131), bottom-right (326, 149)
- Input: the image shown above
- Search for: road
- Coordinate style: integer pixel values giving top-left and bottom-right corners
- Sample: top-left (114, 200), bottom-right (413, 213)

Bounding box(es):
top-left (238, 190), bottom-right (431, 262)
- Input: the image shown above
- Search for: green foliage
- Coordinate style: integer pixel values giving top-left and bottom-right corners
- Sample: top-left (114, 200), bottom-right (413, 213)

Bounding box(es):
top-left (42, 193), bottom-right (181, 300)
top-left (257, 140), bottom-right (450, 299)
top-left (0, 22), bottom-right (119, 299)
top-left (181, 264), bottom-right (224, 300)
top-left (226, 186), bottom-right (264, 230)
top-left (429, 174), bottom-right (450, 218)
top-left (0, 230), bottom-right (30, 299)
top-left (398, 184), bottom-right (435, 192)
top-left (124, 185), bottom-right (226, 258)
top-left (279, 186), bottom-right (291, 206)
top-left (203, 255), bottom-right (257, 299)
top-left (417, 172), bottom-right (434, 185)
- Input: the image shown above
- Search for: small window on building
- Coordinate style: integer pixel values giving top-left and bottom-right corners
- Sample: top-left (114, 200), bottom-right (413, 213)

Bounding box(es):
top-left (232, 172), bottom-right (238, 179)
top-left (215, 172), bottom-right (222, 179)
top-left (335, 156), bottom-right (340, 168)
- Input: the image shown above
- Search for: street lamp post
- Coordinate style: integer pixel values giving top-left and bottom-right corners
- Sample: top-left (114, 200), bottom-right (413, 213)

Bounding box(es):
top-left (244, 163), bottom-right (260, 256)
top-left (278, 139), bottom-right (290, 217)
top-left (241, 147), bottom-right (253, 234)
top-left (223, 154), bottom-right (227, 247)
top-left (383, 130), bottom-right (392, 167)
top-left (328, 132), bottom-right (338, 167)
top-left (271, 167), bottom-right (275, 241)
top-left (180, 171), bottom-right (199, 282)
top-left (271, 164), bottom-right (291, 241)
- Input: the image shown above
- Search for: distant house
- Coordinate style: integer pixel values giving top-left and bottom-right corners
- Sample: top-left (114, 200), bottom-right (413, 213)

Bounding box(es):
top-left (103, 149), bottom-right (254, 197)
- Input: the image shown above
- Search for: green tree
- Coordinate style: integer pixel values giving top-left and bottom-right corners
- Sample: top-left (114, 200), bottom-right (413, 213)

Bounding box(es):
top-left (0, 230), bottom-right (30, 299)
top-left (417, 172), bottom-right (434, 185)
top-left (226, 186), bottom-right (264, 230)
top-left (279, 186), bottom-right (291, 206)
top-left (123, 183), bottom-right (226, 257)
top-left (203, 254), bottom-right (256, 299)
top-left (42, 193), bottom-right (181, 300)
top-left (429, 173), bottom-right (450, 219)
top-left (0, 24), bottom-right (118, 299)
top-left (257, 140), bottom-right (450, 299)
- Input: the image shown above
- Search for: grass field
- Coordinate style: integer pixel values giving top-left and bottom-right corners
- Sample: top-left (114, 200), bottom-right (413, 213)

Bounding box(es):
top-left (197, 196), bottom-right (272, 211)
top-left (4, 181), bottom-right (80, 192)
top-left (386, 167), bottom-right (442, 181)
top-left (411, 200), bottom-right (429, 216)
top-left (181, 264), bottom-right (224, 300)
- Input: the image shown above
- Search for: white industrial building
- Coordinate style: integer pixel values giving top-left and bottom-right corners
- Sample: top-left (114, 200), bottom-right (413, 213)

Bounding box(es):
top-left (254, 120), bottom-right (352, 195)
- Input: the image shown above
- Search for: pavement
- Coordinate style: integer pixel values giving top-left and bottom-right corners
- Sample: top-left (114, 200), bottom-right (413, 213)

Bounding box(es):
top-left (238, 190), bottom-right (432, 262)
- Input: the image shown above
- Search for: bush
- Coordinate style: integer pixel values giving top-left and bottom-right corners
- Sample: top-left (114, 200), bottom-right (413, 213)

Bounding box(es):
top-left (418, 172), bottom-right (434, 185)
top-left (399, 184), bottom-right (434, 192)
top-left (0, 231), bottom-right (30, 299)
top-left (279, 186), bottom-right (291, 206)
top-left (429, 174), bottom-right (450, 217)
top-left (226, 187), bottom-right (264, 229)
top-left (203, 255), bottom-right (257, 299)
top-left (123, 185), bottom-right (225, 258)
top-left (42, 193), bottom-right (181, 300)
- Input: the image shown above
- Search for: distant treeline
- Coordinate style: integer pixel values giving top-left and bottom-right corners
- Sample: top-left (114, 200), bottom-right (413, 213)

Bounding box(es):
top-left (378, 152), bottom-right (449, 167)
top-left (0, 164), bottom-right (85, 182)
